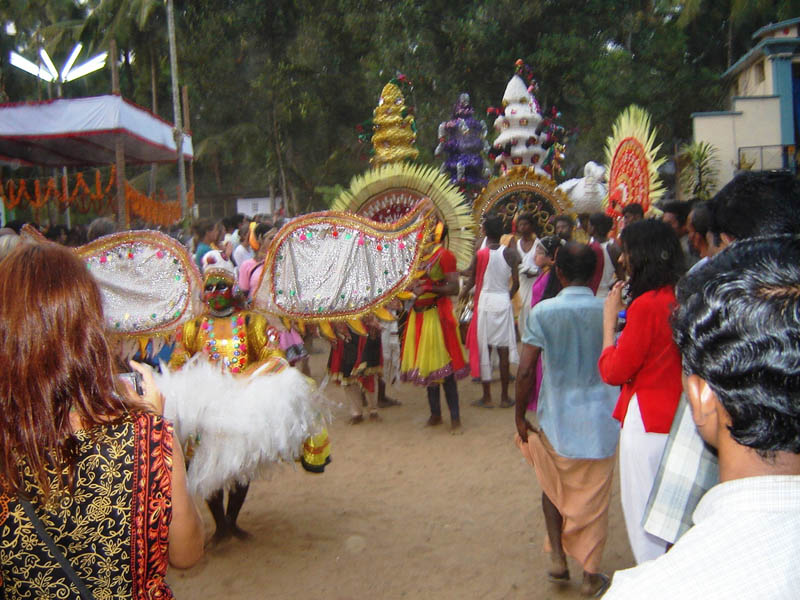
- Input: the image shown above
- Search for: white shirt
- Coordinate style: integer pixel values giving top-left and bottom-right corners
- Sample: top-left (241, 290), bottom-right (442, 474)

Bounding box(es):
top-left (232, 244), bottom-right (254, 267)
top-left (605, 475), bottom-right (800, 599)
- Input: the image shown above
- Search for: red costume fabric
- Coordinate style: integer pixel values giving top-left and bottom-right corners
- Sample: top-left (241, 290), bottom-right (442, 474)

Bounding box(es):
top-left (465, 246), bottom-right (491, 379)
top-left (588, 241), bottom-right (604, 294)
top-left (400, 246), bottom-right (468, 385)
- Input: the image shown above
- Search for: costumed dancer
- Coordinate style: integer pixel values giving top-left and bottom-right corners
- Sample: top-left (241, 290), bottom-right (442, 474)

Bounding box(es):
top-left (400, 222), bottom-right (469, 431)
top-left (328, 321), bottom-right (383, 424)
top-left (379, 300), bottom-right (403, 404)
top-left (163, 251), bottom-right (329, 543)
top-left (239, 223), bottom-right (310, 372)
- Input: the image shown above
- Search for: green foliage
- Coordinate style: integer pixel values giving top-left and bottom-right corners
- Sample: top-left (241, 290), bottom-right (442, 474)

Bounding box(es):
top-left (679, 141), bottom-right (720, 200)
top-left (316, 184), bottom-right (346, 208)
top-left (1, 0), bottom-right (795, 214)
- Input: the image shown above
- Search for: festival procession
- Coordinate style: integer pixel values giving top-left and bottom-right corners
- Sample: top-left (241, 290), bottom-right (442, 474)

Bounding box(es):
top-left (1, 4), bottom-right (800, 599)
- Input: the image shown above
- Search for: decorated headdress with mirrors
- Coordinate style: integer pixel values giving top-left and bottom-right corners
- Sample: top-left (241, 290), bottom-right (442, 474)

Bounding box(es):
top-left (472, 166), bottom-right (575, 238)
top-left (251, 199), bottom-right (439, 340)
top-left (603, 104), bottom-right (666, 231)
top-left (330, 162), bottom-right (475, 270)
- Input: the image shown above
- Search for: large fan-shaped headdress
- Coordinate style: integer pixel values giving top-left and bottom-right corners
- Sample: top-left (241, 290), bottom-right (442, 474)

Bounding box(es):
top-left (18, 227), bottom-right (206, 358)
top-left (603, 105), bottom-right (665, 223)
top-left (252, 200), bottom-right (436, 340)
top-left (472, 166), bottom-right (574, 237)
top-left (330, 162), bottom-right (475, 269)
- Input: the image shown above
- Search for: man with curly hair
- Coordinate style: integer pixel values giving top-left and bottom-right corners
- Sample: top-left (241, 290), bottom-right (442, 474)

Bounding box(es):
top-left (605, 234), bottom-right (800, 598)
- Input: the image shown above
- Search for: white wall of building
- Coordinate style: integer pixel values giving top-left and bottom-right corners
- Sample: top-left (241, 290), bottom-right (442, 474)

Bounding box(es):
top-left (693, 95), bottom-right (782, 191)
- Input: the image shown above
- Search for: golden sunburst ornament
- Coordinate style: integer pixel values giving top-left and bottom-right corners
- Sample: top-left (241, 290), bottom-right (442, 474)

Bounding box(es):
top-left (330, 162), bottom-right (475, 269)
top-left (603, 105), bottom-right (665, 221)
top-left (472, 166), bottom-right (574, 237)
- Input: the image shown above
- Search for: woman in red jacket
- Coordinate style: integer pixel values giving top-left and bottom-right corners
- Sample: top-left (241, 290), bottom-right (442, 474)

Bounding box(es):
top-left (598, 218), bottom-right (685, 564)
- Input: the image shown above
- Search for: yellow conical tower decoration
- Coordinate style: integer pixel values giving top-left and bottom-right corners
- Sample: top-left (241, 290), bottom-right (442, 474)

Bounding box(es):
top-left (371, 80), bottom-right (419, 167)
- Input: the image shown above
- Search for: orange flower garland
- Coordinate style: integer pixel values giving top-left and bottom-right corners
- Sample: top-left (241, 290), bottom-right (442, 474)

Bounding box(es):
top-left (125, 184), bottom-right (194, 227)
top-left (0, 168), bottom-right (194, 227)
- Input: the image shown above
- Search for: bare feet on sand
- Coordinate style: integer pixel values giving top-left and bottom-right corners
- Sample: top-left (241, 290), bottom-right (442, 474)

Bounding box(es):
top-left (206, 528), bottom-right (231, 549)
top-left (470, 398), bottom-right (494, 408)
top-left (377, 396), bottom-right (401, 408)
top-left (580, 572), bottom-right (610, 597)
top-left (546, 552), bottom-right (569, 584)
top-left (230, 525), bottom-right (253, 541)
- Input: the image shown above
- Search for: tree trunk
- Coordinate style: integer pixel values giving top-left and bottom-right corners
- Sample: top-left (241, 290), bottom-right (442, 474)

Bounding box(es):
top-left (149, 53), bottom-right (158, 197)
top-left (273, 111), bottom-right (289, 216)
top-left (727, 19), bottom-right (733, 68)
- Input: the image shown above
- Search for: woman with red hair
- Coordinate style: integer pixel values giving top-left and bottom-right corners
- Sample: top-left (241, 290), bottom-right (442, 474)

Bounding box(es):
top-left (0, 242), bottom-right (203, 599)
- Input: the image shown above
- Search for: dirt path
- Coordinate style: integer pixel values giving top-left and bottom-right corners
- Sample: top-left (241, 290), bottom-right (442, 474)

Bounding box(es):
top-left (168, 346), bottom-right (634, 599)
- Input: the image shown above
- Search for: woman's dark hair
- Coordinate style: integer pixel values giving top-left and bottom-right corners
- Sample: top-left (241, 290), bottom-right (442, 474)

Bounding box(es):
top-left (539, 235), bottom-right (564, 301)
top-left (673, 234), bottom-right (800, 456)
top-left (193, 218), bottom-right (216, 238)
top-left (254, 223), bottom-right (273, 239)
top-left (0, 242), bottom-right (134, 500)
top-left (620, 219), bottom-right (685, 300)
top-left (538, 235), bottom-right (562, 259)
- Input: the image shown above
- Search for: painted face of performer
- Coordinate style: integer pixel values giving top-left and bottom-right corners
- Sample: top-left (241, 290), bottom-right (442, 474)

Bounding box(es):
top-left (203, 275), bottom-right (234, 313)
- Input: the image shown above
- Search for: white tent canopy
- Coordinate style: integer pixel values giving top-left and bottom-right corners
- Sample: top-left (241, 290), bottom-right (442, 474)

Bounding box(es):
top-left (0, 94), bottom-right (193, 168)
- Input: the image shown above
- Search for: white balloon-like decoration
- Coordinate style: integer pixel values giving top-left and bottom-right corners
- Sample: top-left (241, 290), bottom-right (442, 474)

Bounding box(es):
top-left (556, 161), bottom-right (608, 214)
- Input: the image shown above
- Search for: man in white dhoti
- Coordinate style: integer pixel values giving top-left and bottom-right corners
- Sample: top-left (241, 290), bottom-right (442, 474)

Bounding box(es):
top-left (464, 215), bottom-right (520, 408)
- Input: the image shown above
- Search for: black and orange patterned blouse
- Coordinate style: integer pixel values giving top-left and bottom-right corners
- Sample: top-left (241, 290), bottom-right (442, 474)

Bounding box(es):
top-left (0, 413), bottom-right (174, 599)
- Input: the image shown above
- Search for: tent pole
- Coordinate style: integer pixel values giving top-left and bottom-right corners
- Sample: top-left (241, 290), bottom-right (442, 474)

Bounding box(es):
top-left (167, 0), bottom-right (188, 231)
top-left (110, 40), bottom-right (128, 229)
top-left (182, 85), bottom-right (195, 204)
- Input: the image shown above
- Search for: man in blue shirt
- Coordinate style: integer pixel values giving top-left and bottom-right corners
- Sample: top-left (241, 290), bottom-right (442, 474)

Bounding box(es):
top-left (515, 242), bottom-right (618, 598)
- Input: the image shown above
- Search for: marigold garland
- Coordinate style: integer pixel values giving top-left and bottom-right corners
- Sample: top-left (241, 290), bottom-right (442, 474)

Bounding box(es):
top-left (125, 183), bottom-right (194, 227)
top-left (0, 168), bottom-right (193, 227)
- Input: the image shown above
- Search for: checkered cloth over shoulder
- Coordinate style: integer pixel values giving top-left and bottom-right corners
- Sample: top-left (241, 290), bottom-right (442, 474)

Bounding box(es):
top-left (642, 394), bottom-right (719, 544)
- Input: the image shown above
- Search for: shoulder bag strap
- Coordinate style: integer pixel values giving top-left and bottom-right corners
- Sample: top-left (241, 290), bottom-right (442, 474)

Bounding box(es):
top-left (18, 496), bottom-right (96, 600)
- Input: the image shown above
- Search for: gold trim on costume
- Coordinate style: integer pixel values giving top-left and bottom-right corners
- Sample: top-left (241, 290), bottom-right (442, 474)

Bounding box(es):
top-left (252, 204), bottom-right (435, 324)
top-left (76, 230), bottom-right (204, 338)
top-left (330, 162), bottom-right (476, 270)
top-left (473, 167), bottom-right (575, 236)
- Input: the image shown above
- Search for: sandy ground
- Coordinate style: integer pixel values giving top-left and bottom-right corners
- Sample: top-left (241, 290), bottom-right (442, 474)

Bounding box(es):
top-left (168, 344), bottom-right (635, 599)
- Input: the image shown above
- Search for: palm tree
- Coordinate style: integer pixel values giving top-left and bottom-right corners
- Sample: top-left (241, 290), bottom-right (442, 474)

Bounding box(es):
top-left (679, 141), bottom-right (719, 201)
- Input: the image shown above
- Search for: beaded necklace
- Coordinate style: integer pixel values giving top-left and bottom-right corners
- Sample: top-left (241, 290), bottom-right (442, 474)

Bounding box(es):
top-left (201, 314), bottom-right (248, 374)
